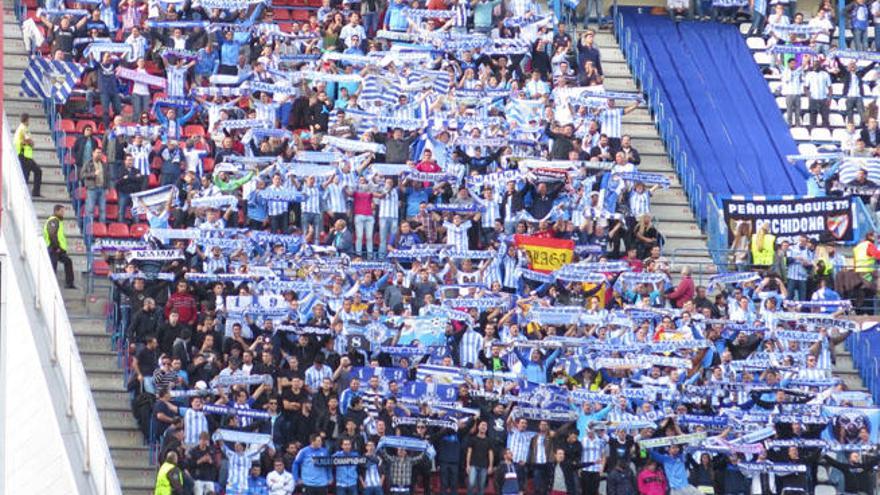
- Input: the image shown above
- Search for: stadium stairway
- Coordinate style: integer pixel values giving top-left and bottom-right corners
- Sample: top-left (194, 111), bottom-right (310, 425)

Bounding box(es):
top-left (590, 30), bottom-right (714, 273)
top-left (617, 10), bottom-right (809, 229)
top-left (3, 5), bottom-right (155, 495)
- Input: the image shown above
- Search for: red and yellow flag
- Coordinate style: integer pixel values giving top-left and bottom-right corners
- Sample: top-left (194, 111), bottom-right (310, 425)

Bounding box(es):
top-left (514, 235), bottom-right (574, 273)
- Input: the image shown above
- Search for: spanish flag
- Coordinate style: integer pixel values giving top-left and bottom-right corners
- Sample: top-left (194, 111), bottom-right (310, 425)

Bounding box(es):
top-left (514, 235), bottom-right (575, 273)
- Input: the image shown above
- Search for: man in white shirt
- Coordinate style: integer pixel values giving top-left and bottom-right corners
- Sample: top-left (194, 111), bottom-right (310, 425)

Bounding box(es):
top-left (266, 458), bottom-right (295, 495)
top-left (804, 62), bottom-right (832, 129)
top-left (780, 57), bottom-right (804, 126)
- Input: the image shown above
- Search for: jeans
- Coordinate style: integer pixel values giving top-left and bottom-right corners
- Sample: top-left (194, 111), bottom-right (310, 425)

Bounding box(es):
top-left (853, 28), bottom-right (868, 51)
top-left (85, 187), bottom-right (107, 224)
top-left (787, 278), bottom-right (807, 302)
top-left (378, 217), bottom-right (396, 254)
top-left (143, 376), bottom-right (156, 394)
top-left (748, 10), bottom-right (765, 34)
top-left (785, 94), bottom-right (802, 126)
top-left (363, 487), bottom-right (383, 495)
top-left (467, 466), bottom-right (488, 495)
top-left (354, 214), bottom-right (375, 254)
top-left (100, 91), bottom-right (123, 129)
top-left (301, 212), bottom-right (323, 242)
top-left (808, 98), bottom-right (830, 128)
top-left (846, 96), bottom-right (866, 124)
top-left (585, 0), bottom-right (602, 24)
top-left (269, 212), bottom-right (288, 233)
top-left (131, 93), bottom-right (151, 121)
top-left (336, 486), bottom-right (358, 495)
top-left (531, 464), bottom-right (549, 495)
top-left (118, 191), bottom-right (131, 222)
top-left (363, 11), bottom-right (379, 36)
top-left (439, 462), bottom-right (458, 495)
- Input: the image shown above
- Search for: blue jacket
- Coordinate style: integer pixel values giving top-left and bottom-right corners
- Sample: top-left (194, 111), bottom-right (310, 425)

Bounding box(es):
top-left (293, 446), bottom-right (332, 487)
top-left (515, 347), bottom-right (561, 384)
top-left (332, 451), bottom-right (360, 487)
top-left (649, 450), bottom-right (690, 489)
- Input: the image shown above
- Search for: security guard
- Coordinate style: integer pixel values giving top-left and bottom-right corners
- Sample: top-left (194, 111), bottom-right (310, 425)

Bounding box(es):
top-left (13, 113), bottom-right (42, 197)
top-left (43, 204), bottom-right (75, 289)
top-left (750, 223), bottom-right (776, 268)
top-left (853, 231), bottom-right (880, 281)
top-left (154, 451), bottom-right (184, 495)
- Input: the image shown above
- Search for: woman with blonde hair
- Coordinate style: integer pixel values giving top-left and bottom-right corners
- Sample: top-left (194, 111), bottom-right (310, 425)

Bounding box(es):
top-left (633, 214), bottom-right (660, 259)
top-left (731, 221), bottom-right (752, 271)
top-left (750, 222), bottom-right (776, 269)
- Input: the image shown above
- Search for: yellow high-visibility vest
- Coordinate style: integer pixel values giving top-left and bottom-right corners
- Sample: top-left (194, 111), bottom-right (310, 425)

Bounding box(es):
top-left (750, 233), bottom-right (776, 266)
top-left (42, 215), bottom-right (67, 251)
top-left (853, 240), bottom-right (876, 274)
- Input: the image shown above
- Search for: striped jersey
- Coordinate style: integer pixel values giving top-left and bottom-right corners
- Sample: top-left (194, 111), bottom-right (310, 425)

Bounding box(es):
top-left (599, 108), bottom-right (623, 138)
top-left (378, 188), bottom-right (400, 219)
top-left (299, 185), bottom-right (322, 214)
top-left (183, 407), bottom-right (209, 445)
top-left (459, 329), bottom-right (483, 367)
top-left (507, 429), bottom-right (536, 463)
top-left (443, 220), bottom-right (472, 250)
top-left (266, 185), bottom-right (290, 217)
top-left (126, 143), bottom-right (151, 175)
top-left (166, 65), bottom-right (189, 98)
top-left (323, 183), bottom-right (347, 214)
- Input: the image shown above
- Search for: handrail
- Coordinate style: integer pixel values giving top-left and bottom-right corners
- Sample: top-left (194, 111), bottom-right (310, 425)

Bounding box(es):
top-left (1, 111), bottom-right (123, 495)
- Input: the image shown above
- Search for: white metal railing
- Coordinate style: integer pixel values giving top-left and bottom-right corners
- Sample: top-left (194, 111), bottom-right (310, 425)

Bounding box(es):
top-left (1, 112), bottom-right (123, 495)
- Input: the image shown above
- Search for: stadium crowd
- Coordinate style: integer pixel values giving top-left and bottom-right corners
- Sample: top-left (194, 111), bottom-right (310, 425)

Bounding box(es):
top-left (13, 0), bottom-right (880, 494)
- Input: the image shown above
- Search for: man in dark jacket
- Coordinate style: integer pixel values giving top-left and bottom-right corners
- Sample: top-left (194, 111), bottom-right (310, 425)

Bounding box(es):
top-left (115, 155), bottom-right (145, 222)
top-left (606, 459), bottom-right (638, 495)
top-left (73, 124), bottom-right (101, 169)
top-left (545, 448), bottom-right (578, 494)
top-left (373, 127), bottom-right (418, 164)
top-left (128, 297), bottom-right (161, 345)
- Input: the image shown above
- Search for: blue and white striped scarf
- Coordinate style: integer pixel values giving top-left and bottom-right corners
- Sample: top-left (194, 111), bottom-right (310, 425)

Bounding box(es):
top-left (322, 136), bottom-right (385, 154)
top-left (111, 124), bottom-right (163, 138)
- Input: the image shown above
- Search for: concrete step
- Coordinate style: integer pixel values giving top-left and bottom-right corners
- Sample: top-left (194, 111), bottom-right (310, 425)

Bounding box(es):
top-left (85, 371), bottom-right (127, 392)
top-left (99, 410), bottom-right (139, 430)
top-left (104, 428), bottom-right (148, 450)
top-left (93, 390), bottom-right (135, 411)
top-left (82, 351), bottom-right (123, 370)
top-left (76, 332), bottom-right (113, 350)
top-left (110, 446), bottom-right (152, 467)
top-left (117, 467), bottom-right (157, 493)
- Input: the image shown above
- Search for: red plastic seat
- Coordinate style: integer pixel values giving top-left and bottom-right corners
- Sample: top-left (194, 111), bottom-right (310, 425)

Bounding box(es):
top-left (106, 188), bottom-right (118, 203)
top-left (92, 259), bottom-right (110, 277)
top-left (107, 222), bottom-right (130, 238)
top-left (129, 223), bottom-right (150, 238)
top-left (58, 119), bottom-right (75, 133)
top-left (147, 174), bottom-right (159, 188)
top-left (202, 157), bottom-right (215, 174)
top-left (77, 186), bottom-right (86, 201)
top-left (105, 204), bottom-right (119, 220)
top-left (64, 135), bottom-right (77, 150)
top-left (274, 9), bottom-right (291, 20)
top-left (183, 124), bottom-right (206, 137)
top-left (89, 222), bottom-right (108, 237)
top-left (291, 8), bottom-right (310, 21)
top-left (76, 119), bottom-right (98, 134)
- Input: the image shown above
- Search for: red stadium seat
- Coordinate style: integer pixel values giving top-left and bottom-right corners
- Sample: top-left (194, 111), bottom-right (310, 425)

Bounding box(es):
top-left (57, 119), bottom-right (75, 134)
top-left (129, 223), bottom-right (150, 238)
top-left (105, 204), bottom-right (119, 220)
top-left (274, 9), bottom-right (291, 20)
top-left (148, 174), bottom-right (159, 188)
top-left (64, 135), bottom-right (77, 150)
top-left (184, 124), bottom-right (206, 137)
top-left (202, 157), bottom-right (215, 174)
top-left (76, 119), bottom-right (98, 134)
top-left (77, 186), bottom-right (86, 201)
top-left (107, 222), bottom-right (130, 238)
top-left (106, 188), bottom-right (118, 203)
top-left (292, 8), bottom-right (310, 21)
top-left (89, 222), bottom-right (108, 237)
top-left (92, 259), bottom-right (110, 277)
